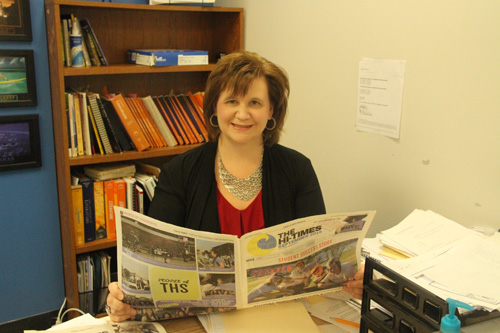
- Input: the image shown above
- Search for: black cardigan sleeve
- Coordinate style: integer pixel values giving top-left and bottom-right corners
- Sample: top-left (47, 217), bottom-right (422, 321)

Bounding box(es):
top-left (147, 152), bottom-right (188, 227)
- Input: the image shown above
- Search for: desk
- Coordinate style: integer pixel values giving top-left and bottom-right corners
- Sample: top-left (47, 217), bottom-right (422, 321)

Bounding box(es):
top-left (158, 314), bottom-right (330, 332)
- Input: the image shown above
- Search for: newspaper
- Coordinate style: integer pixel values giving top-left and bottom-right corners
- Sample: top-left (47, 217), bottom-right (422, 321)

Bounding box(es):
top-left (115, 207), bottom-right (375, 320)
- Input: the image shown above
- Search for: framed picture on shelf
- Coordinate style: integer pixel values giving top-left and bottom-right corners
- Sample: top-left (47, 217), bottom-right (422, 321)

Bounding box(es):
top-left (0, 49), bottom-right (36, 107)
top-left (0, 0), bottom-right (32, 41)
top-left (0, 114), bottom-right (41, 172)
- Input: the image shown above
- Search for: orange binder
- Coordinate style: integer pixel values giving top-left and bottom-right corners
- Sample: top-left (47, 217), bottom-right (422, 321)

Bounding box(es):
top-left (132, 97), bottom-right (166, 147)
top-left (109, 94), bottom-right (150, 152)
top-left (124, 97), bottom-right (155, 148)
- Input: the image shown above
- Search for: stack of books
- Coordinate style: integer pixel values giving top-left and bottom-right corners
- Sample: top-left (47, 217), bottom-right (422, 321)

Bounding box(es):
top-left (61, 15), bottom-right (108, 67)
top-left (71, 162), bottom-right (160, 246)
top-left (65, 90), bottom-right (207, 158)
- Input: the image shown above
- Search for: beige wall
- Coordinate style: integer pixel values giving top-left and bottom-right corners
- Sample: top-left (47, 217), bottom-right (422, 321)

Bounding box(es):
top-left (218, 0), bottom-right (500, 236)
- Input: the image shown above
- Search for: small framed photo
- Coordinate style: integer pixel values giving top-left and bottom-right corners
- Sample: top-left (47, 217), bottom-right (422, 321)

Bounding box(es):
top-left (0, 49), bottom-right (37, 107)
top-left (0, 0), bottom-right (32, 41)
top-left (0, 114), bottom-right (41, 171)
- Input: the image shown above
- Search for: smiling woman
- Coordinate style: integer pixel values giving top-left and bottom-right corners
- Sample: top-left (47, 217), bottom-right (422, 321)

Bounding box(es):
top-left (106, 51), bottom-right (340, 322)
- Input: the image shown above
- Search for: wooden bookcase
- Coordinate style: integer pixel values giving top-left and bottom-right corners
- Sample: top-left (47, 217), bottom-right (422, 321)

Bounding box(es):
top-left (44, 0), bottom-right (243, 312)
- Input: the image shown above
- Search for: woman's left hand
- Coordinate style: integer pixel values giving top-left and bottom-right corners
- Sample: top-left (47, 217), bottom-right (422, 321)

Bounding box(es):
top-left (343, 264), bottom-right (365, 299)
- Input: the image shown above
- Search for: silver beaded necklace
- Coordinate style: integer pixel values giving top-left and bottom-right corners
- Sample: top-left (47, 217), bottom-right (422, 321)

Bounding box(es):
top-left (217, 149), bottom-right (263, 201)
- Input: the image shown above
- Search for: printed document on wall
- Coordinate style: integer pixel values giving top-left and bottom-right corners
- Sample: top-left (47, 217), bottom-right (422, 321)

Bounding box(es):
top-left (356, 58), bottom-right (406, 139)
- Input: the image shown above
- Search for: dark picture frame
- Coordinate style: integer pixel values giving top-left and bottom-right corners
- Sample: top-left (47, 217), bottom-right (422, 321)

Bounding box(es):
top-left (0, 114), bottom-right (41, 171)
top-left (0, 49), bottom-right (37, 107)
top-left (0, 0), bottom-right (32, 41)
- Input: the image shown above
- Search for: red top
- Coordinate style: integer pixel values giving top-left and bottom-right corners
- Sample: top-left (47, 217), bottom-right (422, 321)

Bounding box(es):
top-left (217, 188), bottom-right (265, 238)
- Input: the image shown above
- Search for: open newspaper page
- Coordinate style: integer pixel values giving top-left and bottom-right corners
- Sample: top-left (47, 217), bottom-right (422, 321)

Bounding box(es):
top-left (239, 211), bottom-right (376, 308)
top-left (115, 207), bottom-right (241, 320)
top-left (115, 207), bottom-right (375, 320)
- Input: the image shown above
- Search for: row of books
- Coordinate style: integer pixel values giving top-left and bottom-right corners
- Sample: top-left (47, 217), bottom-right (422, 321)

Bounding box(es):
top-left (71, 162), bottom-right (159, 245)
top-left (77, 251), bottom-right (114, 314)
top-left (61, 15), bottom-right (108, 67)
top-left (65, 90), bottom-right (207, 158)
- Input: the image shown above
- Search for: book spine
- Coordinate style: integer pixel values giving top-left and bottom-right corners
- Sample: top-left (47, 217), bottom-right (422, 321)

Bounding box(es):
top-left (104, 180), bottom-right (116, 239)
top-left (190, 91), bottom-right (204, 110)
top-left (122, 177), bottom-right (137, 211)
top-left (176, 94), bottom-right (205, 142)
top-left (81, 19), bottom-right (108, 66)
top-left (94, 180), bottom-right (107, 240)
top-left (80, 22), bottom-right (101, 66)
top-left (125, 98), bottom-right (156, 148)
top-left (88, 94), bottom-right (114, 154)
top-left (113, 178), bottom-right (127, 217)
top-left (135, 184), bottom-right (144, 214)
top-left (87, 105), bottom-right (99, 155)
top-left (161, 96), bottom-right (189, 145)
top-left (73, 93), bottom-right (85, 156)
top-left (167, 95), bottom-right (197, 144)
top-left (141, 96), bottom-right (178, 147)
top-left (78, 92), bottom-right (93, 155)
top-left (110, 94), bottom-right (150, 152)
top-left (87, 103), bottom-right (104, 155)
top-left (153, 96), bottom-right (182, 145)
top-left (80, 178), bottom-right (96, 242)
top-left (186, 92), bottom-right (208, 140)
top-left (62, 19), bottom-right (72, 67)
top-left (100, 97), bottom-right (134, 152)
top-left (133, 97), bottom-right (166, 147)
top-left (71, 185), bottom-right (85, 246)
top-left (66, 92), bottom-right (77, 157)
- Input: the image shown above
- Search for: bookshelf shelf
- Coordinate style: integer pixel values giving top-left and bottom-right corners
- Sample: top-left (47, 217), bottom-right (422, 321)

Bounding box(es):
top-left (45, 0), bottom-right (243, 315)
top-left (75, 238), bottom-right (116, 255)
top-left (63, 64), bottom-right (217, 76)
top-left (68, 144), bottom-right (203, 166)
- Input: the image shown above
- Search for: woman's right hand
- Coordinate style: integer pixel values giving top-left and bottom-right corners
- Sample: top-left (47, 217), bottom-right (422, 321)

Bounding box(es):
top-left (106, 282), bottom-right (136, 322)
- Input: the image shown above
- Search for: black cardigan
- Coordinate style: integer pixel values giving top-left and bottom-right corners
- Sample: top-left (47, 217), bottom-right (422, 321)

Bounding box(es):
top-left (148, 141), bottom-right (326, 233)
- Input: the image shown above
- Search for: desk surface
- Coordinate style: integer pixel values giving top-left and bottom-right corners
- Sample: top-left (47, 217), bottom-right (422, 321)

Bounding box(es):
top-left (158, 314), bottom-right (329, 332)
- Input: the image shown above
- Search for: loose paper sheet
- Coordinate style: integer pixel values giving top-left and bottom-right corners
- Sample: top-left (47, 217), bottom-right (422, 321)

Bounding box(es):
top-left (356, 58), bottom-right (406, 139)
top-left (205, 301), bottom-right (320, 333)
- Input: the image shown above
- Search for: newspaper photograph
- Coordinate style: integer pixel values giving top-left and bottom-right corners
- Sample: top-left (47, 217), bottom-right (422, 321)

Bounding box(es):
top-left (240, 211), bottom-right (375, 306)
top-left (115, 207), bottom-right (375, 320)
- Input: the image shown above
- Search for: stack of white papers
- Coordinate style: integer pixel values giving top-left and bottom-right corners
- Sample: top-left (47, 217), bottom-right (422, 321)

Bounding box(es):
top-left (24, 315), bottom-right (167, 333)
top-left (377, 209), bottom-right (473, 257)
top-left (384, 233), bottom-right (500, 311)
top-left (365, 209), bottom-right (500, 312)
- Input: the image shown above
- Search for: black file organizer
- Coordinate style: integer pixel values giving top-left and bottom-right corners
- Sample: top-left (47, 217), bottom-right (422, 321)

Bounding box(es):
top-left (360, 257), bottom-right (500, 333)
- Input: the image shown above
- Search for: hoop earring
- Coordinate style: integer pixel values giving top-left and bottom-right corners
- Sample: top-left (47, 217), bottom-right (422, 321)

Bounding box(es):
top-left (266, 118), bottom-right (276, 131)
top-left (209, 114), bottom-right (219, 127)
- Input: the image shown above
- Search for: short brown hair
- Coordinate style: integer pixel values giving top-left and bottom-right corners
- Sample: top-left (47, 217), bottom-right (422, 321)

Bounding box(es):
top-left (203, 51), bottom-right (289, 146)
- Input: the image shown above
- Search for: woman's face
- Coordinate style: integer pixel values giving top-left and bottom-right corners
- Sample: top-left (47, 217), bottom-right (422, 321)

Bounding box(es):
top-left (216, 77), bottom-right (273, 146)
